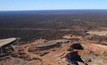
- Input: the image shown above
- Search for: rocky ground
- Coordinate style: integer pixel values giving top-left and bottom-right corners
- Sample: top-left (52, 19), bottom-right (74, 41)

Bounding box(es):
top-left (1, 31), bottom-right (107, 65)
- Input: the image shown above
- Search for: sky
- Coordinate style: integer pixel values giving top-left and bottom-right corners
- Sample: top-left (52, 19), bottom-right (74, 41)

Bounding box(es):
top-left (0, 0), bottom-right (107, 11)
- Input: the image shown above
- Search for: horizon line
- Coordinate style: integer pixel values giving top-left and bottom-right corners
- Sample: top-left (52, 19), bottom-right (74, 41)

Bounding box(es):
top-left (1, 9), bottom-right (107, 11)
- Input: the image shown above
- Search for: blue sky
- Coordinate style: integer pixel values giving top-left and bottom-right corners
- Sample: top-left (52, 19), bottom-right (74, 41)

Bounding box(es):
top-left (0, 0), bottom-right (107, 11)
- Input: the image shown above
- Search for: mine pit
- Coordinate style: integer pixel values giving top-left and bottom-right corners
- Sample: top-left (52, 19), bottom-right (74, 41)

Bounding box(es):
top-left (66, 43), bottom-right (107, 65)
top-left (71, 43), bottom-right (84, 50)
top-left (66, 51), bottom-right (84, 65)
